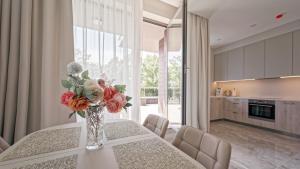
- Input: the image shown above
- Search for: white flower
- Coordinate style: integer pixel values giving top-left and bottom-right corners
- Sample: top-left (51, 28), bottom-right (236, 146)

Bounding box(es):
top-left (84, 80), bottom-right (103, 102)
top-left (84, 80), bottom-right (99, 90)
top-left (67, 62), bottom-right (83, 75)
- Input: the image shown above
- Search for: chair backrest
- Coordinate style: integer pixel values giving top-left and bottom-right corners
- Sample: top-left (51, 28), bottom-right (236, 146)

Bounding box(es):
top-left (143, 114), bottom-right (169, 138)
top-left (0, 137), bottom-right (10, 153)
top-left (172, 126), bottom-right (231, 169)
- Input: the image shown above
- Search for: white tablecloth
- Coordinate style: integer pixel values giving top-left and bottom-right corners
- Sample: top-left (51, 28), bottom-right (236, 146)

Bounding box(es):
top-left (0, 120), bottom-right (206, 169)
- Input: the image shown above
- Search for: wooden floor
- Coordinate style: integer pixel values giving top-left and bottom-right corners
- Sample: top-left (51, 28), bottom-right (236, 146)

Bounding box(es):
top-left (165, 121), bottom-right (300, 169)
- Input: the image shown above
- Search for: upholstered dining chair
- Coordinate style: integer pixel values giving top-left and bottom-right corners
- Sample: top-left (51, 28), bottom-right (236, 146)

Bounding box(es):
top-left (0, 137), bottom-right (10, 153)
top-left (143, 114), bottom-right (169, 138)
top-left (172, 126), bottom-right (231, 169)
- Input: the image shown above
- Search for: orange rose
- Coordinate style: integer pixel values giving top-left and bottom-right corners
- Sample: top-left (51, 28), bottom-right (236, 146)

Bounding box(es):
top-left (103, 86), bottom-right (117, 102)
top-left (68, 97), bottom-right (89, 111)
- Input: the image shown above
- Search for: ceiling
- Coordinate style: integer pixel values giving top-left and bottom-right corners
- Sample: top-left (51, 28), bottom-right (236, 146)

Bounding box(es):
top-left (188, 0), bottom-right (300, 48)
top-left (143, 0), bottom-right (182, 26)
top-left (142, 22), bottom-right (165, 52)
top-left (143, 0), bottom-right (178, 19)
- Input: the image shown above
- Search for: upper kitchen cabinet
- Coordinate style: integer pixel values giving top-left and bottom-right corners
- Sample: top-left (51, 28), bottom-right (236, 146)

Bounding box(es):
top-left (228, 48), bottom-right (244, 80)
top-left (293, 30), bottom-right (300, 75)
top-left (265, 33), bottom-right (293, 78)
top-left (214, 52), bottom-right (228, 81)
top-left (244, 41), bottom-right (265, 79)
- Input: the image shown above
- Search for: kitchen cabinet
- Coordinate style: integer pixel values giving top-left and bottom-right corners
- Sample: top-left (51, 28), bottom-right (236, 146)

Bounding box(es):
top-left (276, 101), bottom-right (300, 135)
top-left (210, 97), bottom-right (300, 135)
top-left (210, 97), bottom-right (224, 120)
top-left (293, 30), bottom-right (300, 75)
top-left (214, 52), bottom-right (228, 81)
top-left (265, 33), bottom-right (293, 78)
top-left (224, 98), bottom-right (243, 122)
top-left (228, 48), bottom-right (244, 80)
top-left (244, 41), bottom-right (265, 79)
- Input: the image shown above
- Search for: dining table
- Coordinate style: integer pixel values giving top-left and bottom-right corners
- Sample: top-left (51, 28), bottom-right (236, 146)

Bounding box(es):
top-left (0, 119), bottom-right (206, 169)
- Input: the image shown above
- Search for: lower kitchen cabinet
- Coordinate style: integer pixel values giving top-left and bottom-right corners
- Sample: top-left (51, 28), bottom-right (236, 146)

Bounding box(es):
top-left (224, 98), bottom-right (243, 122)
top-left (210, 97), bottom-right (300, 135)
top-left (210, 97), bottom-right (224, 120)
top-left (276, 101), bottom-right (300, 135)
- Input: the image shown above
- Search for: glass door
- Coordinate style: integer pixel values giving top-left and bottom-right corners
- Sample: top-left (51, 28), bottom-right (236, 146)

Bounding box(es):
top-left (166, 11), bottom-right (183, 125)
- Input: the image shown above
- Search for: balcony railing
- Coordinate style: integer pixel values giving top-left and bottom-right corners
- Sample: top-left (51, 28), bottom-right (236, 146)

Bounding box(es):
top-left (140, 87), bottom-right (181, 105)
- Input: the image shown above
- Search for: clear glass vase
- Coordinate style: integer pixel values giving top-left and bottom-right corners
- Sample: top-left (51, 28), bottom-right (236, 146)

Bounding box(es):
top-left (85, 104), bottom-right (104, 150)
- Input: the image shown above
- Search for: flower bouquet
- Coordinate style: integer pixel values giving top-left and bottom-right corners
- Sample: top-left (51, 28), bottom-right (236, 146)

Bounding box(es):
top-left (60, 62), bottom-right (132, 150)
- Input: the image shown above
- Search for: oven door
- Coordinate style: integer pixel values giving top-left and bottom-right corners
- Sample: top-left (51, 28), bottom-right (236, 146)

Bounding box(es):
top-left (248, 103), bottom-right (275, 120)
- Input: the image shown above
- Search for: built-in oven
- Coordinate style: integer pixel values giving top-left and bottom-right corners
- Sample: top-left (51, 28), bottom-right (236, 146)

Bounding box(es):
top-left (248, 99), bottom-right (275, 121)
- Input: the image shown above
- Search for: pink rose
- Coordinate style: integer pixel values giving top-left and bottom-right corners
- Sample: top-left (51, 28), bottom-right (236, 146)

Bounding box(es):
top-left (106, 100), bottom-right (122, 113)
top-left (106, 93), bottom-right (126, 113)
top-left (60, 91), bottom-right (75, 106)
top-left (112, 93), bottom-right (126, 107)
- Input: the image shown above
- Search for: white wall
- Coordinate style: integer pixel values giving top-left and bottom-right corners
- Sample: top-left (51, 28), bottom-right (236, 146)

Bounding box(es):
top-left (215, 78), bottom-right (300, 100)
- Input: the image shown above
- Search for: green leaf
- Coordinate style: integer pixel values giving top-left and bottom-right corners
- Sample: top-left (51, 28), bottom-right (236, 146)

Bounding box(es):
top-left (125, 103), bottom-right (132, 107)
top-left (61, 80), bottom-right (72, 89)
top-left (77, 110), bottom-right (85, 118)
top-left (79, 79), bottom-right (86, 85)
top-left (70, 86), bottom-right (76, 92)
top-left (75, 87), bottom-right (83, 96)
top-left (81, 70), bottom-right (90, 79)
top-left (84, 89), bottom-right (95, 101)
top-left (126, 96), bottom-right (132, 101)
top-left (69, 112), bottom-right (75, 119)
top-left (114, 85), bottom-right (126, 93)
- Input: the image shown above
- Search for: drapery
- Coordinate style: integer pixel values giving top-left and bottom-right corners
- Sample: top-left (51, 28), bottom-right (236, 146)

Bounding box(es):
top-left (72, 0), bottom-right (142, 121)
top-left (0, 0), bottom-right (74, 144)
top-left (186, 13), bottom-right (210, 131)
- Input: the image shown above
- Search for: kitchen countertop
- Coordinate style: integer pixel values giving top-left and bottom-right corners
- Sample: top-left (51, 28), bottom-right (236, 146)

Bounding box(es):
top-left (210, 96), bottom-right (300, 102)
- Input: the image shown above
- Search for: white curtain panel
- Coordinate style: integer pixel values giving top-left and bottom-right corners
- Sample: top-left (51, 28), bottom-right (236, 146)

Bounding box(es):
top-left (72, 0), bottom-right (143, 122)
top-left (0, 0), bottom-right (74, 144)
top-left (186, 13), bottom-right (210, 131)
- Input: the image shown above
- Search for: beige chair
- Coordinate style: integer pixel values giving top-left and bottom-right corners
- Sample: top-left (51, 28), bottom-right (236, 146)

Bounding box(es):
top-left (0, 137), bottom-right (10, 153)
top-left (143, 114), bottom-right (169, 138)
top-left (172, 126), bottom-right (231, 169)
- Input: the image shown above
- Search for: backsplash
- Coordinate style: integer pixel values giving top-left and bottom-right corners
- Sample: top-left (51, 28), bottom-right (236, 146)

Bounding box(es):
top-left (213, 77), bottom-right (300, 99)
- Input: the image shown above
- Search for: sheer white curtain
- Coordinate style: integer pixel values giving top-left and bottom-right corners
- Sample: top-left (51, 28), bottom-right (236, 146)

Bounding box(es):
top-left (72, 0), bottom-right (142, 121)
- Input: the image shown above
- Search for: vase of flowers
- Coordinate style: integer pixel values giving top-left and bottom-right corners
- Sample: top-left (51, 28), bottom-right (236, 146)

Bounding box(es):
top-left (60, 62), bottom-right (132, 150)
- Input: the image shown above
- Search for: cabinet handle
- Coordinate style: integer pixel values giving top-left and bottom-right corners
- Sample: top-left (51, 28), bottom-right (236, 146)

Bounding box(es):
top-left (233, 103), bottom-right (239, 105)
